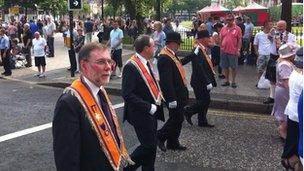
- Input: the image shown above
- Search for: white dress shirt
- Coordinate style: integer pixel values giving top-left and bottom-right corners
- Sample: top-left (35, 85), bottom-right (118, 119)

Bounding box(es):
top-left (83, 76), bottom-right (103, 109)
top-left (270, 31), bottom-right (297, 55)
top-left (135, 53), bottom-right (157, 115)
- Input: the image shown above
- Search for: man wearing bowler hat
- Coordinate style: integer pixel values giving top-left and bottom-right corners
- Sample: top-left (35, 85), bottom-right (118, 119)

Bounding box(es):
top-left (157, 32), bottom-right (194, 152)
top-left (184, 30), bottom-right (217, 127)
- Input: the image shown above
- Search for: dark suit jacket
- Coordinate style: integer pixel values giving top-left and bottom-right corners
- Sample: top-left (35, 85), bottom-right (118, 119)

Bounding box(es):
top-left (122, 62), bottom-right (164, 126)
top-left (157, 53), bottom-right (191, 108)
top-left (183, 49), bottom-right (217, 89)
top-left (53, 93), bottom-right (114, 171)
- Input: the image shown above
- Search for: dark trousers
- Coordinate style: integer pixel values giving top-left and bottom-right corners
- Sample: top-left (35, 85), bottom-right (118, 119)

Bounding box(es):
top-left (211, 46), bottom-right (222, 74)
top-left (125, 117), bottom-right (158, 171)
top-left (188, 86), bottom-right (211, 124)
top-left (24, 47), bottom-right (32, 66)
top-left (47, 37), bottom-right (54, 56)
top-left (1, 50), bottom-right (11, 74)
top-left (158, 106), bottom-right (184, 145)
top-left (282, 118), bottom-right (299, 159)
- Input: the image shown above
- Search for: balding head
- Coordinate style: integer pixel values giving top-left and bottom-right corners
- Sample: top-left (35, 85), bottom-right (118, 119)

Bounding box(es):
top-left (34, 31), bottom-right (40, 39)
top-left (277, 20), bottom-right (287, 32)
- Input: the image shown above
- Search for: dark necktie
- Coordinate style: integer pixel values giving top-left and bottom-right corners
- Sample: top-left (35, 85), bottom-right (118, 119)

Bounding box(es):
top-left (98, 90), bottom-right (120, 145)
top-left (146, 61), bottom-right (158, 86)
top-left (280, 33), bottom-right (284, 44)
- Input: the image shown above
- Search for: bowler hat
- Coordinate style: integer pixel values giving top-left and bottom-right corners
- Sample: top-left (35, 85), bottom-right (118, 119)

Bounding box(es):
top-left (196, 30), bottom-right (210, 39)
top-left (294, 47), bottom-right (303, 69)
top-left (165, 32), bottom-right (184, 44)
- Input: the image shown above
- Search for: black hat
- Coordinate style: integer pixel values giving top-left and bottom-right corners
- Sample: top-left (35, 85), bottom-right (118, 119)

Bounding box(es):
top-left (165, 32), bottom-right (184, 44)
top-left (294, 47), bottom-right (303, 69)
top-left (296, 47), bottom-right (303, 57)
top-left (196, 30), bottom-right (210, 39)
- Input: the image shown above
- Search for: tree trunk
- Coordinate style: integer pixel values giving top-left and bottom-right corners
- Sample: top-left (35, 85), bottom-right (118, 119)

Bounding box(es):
top-left (281, 0), bottom-right (292, 32)
top-left (124, 0), bottom-right (136, 20)
top-left (155, 0), bottom-right (161, 21)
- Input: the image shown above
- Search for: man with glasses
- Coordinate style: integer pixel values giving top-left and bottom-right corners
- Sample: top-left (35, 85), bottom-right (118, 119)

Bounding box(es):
top-left (122, 35), bottom-right (164, 171)
top-left (220, 13), bottom-right (242, 88)
top-left (53, 42), bottom-right (133, 171)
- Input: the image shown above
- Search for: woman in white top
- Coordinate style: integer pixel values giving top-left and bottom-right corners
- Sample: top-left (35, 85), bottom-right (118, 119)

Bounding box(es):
top-left (281, 47), bottom-right (303, 171)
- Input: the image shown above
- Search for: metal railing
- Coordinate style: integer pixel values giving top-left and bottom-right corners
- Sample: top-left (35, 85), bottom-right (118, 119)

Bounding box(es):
top-left (122, 27), bottom-right (303, 51)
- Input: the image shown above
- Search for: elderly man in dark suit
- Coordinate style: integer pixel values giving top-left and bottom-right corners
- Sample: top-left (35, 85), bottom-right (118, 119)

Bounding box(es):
top-left (53, 43), bottom-right (133, 171)
top-left (184, 30), bottom-right (217, 127)
top-left (157, 32), bottom-right (194, 152)
top-left (122, 35), bottom-right (164, 171)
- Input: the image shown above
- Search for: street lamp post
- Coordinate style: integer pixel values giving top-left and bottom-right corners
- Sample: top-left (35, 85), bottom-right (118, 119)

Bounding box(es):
top-left (68, 11), bottom-right (76, 77)
top-left (68, 0), bottom-right (82, 77)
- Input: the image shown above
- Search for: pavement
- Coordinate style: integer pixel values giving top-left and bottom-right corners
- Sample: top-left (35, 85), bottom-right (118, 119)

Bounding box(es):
top-left (0, 33), bottom-right (273, 114)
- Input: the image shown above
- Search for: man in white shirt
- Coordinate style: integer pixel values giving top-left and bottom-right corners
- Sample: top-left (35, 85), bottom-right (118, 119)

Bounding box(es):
top-left (45, 16), bottom-right (56, 57)
top-left (32, 32), bottom-right (47, 77)
top-left (253, 21), bottom-right (273, 85)
top-left (263, 20), bottom-right (297, 104)
top-left (107, 20), bottom-right (124, 78)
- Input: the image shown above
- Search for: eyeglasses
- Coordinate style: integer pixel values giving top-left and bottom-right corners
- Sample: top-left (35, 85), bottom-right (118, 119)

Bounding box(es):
top-left (87, 58), bottom-right (116, 66)
top-left (226, 18), bottom-right (234, 22)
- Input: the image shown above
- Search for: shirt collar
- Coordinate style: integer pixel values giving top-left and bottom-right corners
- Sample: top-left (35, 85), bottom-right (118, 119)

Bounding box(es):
top-left (83, 76), bottom-right (103, 97)
top-left (136, 53), bottom-right (149, 65)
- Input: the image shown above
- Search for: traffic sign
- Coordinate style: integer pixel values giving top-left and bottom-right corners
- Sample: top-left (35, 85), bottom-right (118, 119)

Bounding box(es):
top-left (68, 0), bottom-right (83, 11)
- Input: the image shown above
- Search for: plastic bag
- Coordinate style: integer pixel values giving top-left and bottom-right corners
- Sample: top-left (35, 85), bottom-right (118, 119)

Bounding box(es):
top-left (257, 72), bottom-right (270, 89)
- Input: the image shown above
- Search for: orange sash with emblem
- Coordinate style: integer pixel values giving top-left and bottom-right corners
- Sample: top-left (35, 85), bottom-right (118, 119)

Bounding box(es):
top-left (65, 79), bottom-right (134, 171)
top-left (197, 43), bottom-right (216, 75)
top-left (159, 47), bottom-right (187, 85)
top-left (128, 55), bottom-right (163, 104)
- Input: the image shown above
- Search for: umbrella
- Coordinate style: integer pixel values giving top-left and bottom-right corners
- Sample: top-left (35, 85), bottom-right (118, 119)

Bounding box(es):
top-left (232, 6), bottom-right (244, 12)
top-left (199, 4), bottom-right (230, 13)
top-left (198, 6), bottom-right (211, 13)
top-left (241, 2), bottom-right (268, 11)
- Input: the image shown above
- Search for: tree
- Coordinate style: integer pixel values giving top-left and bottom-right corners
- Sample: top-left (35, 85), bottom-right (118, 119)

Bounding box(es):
top-left (222, 0), bottom-right (247, 10)
top-left (281, 0), bottom-right (292, 32)
top-left (179, 0), bottom-right (210, 20)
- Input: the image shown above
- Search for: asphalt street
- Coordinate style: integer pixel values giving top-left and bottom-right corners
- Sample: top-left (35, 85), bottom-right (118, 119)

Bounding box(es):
top-left (0, 79), bottom-right (285, 171)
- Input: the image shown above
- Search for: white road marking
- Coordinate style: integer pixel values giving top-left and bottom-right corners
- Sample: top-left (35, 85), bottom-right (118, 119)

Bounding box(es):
top-left (0, 102), bottom-right (125, 143)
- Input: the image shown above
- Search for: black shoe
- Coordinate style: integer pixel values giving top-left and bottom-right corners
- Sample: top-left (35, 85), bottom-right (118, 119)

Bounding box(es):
top-left (4, 73), bottom-right (12, 76)
top-left (25, 64), bottom-right (32, 67)
top-left (221, 82), bottom-right (230, 86)
top-left (167, 143), bottom-right (187, 151)
top-left (218, 74), bottom-right (225, 79)
top-left (1, 72), bottom-right (6, 75)
top-left (231, 83), bottom-right (237, 88)
top-left (263, 97), bottom-right (274, 104)
top-left (184, 106), bottom-right (193, 125)
top-left (198, 123), bottom-right (215, 128)
top-left (157, 139), bottom-right (166, 152)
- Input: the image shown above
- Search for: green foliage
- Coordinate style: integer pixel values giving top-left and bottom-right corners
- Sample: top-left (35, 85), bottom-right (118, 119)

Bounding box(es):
top-left (82, 2), bottom-right (91, 14)
top-left (222, 0), bottom-right (247, 10)
top-left (165, 0), bottom-right (210, 15)
top-left (269, 6), bottom-right (281, 21)
top-left (33, 0), bottom-right (68, 16)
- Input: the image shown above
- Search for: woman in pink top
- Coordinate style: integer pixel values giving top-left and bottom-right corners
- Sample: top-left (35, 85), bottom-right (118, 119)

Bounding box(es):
top-left (272, 44), bottom-right (297, 140)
